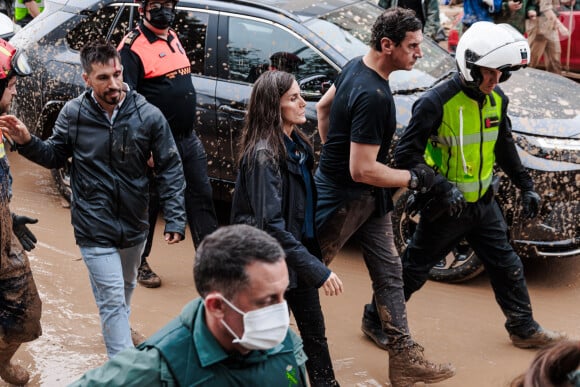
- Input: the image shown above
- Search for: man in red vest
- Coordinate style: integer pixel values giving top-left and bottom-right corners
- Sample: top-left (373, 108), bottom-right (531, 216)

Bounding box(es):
top-left (119, 0), bottom-right (218, 288)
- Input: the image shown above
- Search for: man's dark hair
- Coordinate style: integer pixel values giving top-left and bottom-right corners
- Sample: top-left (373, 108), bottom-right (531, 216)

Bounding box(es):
top-left (80, 40), bottom-right (121, 74)
top-left (194, 225), bottom-right (285, 299)
top-left (370, 7), bottom-right (422, 50)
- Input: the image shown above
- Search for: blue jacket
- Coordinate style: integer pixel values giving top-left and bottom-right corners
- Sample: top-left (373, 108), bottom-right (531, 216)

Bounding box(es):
top-left (462, 0), bottom-right (503, 26)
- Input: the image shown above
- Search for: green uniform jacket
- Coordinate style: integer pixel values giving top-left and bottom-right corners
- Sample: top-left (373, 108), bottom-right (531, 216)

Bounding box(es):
top-left (69, 298), bottom-right (309, 387)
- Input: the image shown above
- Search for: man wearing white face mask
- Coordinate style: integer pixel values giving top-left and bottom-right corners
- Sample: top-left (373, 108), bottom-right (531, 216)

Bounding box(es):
top-left (69, 224), bottom-right (309, 387)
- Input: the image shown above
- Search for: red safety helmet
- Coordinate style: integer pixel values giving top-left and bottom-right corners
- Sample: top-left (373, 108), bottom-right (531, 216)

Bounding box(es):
top-left (0, 38), bottom-right (31, 81)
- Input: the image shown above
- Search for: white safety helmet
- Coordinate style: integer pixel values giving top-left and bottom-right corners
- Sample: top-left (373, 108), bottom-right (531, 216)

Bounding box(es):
top-left (455, 21), bottom-right (530, 86)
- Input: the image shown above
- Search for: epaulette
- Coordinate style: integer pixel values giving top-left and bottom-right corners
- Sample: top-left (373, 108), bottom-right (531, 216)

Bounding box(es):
top-left (123, 30), bottom-right (141, 47)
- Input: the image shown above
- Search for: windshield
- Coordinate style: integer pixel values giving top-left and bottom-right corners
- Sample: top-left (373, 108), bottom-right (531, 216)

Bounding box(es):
top-left (305, 1), bottom-right (456, 90)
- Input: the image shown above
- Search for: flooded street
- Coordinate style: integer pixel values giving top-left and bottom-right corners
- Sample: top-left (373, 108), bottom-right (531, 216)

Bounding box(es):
top-left (6, 151), bottom-right (580, 387)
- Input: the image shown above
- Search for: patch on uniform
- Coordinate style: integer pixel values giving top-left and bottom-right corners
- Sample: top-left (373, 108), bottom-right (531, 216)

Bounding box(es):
top-left (485, 116), bottom-right (499, 128)
top-left (124, 30), bottom-right (141, 47)
top-left (286, 365), bottom-right (299, 385)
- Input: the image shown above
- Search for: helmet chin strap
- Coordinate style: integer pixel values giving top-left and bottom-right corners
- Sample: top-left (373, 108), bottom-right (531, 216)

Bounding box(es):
top-left (459, 69), bottom-right (487, 99)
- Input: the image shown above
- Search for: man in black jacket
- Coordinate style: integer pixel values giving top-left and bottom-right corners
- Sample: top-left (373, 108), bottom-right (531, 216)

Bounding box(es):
top-left (394, 22), bottom-right (565, 349)
top-left (0, 41), bottom-right (186, 358)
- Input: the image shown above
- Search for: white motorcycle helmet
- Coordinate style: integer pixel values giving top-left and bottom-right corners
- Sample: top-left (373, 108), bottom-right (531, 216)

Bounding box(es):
top-left (455, 21), bottom-right (530, 86)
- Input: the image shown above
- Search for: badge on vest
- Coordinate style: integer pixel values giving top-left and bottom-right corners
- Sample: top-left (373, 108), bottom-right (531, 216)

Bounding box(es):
top-left (484, 116), bottom-right (499, 128)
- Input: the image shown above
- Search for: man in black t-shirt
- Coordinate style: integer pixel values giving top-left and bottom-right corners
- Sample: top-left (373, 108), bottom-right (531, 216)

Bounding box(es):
top-left (315, 8), bottom-right (454, 387)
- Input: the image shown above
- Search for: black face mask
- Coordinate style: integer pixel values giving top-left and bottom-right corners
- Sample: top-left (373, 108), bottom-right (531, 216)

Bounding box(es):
top-left (147, 7), bottom-right (175, 29)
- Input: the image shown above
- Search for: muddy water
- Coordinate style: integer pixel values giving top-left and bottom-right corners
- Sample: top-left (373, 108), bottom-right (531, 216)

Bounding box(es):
top-left (6, 152), bottom-right (580, 386)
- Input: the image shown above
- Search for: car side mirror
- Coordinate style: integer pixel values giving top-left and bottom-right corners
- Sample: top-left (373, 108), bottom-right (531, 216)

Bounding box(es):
top-left (299, 74), bottom-right (333, 101)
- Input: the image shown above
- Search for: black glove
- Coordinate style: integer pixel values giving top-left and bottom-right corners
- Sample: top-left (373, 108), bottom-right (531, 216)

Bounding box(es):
top-left (406, 191), bottom-right (431, 217)
top-left (409, 164), bottom-right (436, 193)
top-left (521, 190), bottom-right (541, 219)
top-left (444, 186), bottom-right (467, 217)
top-left (422, 185), bottom-right (466, 221)
top-left (12, 213), bottom-right (38, 251)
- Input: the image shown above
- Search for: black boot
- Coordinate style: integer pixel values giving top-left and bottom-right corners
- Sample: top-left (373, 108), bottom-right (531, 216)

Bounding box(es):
top-left (361, 302), bottom-right (389, 350)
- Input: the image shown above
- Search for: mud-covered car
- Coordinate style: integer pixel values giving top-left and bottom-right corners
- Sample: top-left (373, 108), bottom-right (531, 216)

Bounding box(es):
top-left (10, 0), bottom-right (580, 282)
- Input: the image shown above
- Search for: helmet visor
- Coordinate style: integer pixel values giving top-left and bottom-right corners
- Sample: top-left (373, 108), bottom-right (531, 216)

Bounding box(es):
top-left (11, 50), bottom-right (32, 77)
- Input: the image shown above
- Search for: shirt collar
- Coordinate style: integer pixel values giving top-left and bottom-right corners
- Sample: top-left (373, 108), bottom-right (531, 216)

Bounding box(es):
top-left (89, 83), bottom-right (129, 117)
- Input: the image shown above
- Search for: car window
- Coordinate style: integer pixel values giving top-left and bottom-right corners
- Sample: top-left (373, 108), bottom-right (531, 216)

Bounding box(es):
top-left (173, 10), bottom-right (209, 75)
top-left (67, 5), bottom-right (134, 51)
top-left (226, 16), bottom-right (337, 91)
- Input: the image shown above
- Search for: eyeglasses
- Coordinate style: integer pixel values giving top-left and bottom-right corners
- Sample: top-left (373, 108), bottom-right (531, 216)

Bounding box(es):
top-left (147, 1), bottom-right (175, 10)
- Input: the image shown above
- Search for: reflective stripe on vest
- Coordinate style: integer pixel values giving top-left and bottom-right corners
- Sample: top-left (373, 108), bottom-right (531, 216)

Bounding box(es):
top-left (424, 91), bottom-right (502, 202)
top-left (14, 0), bottom-right (44, 21)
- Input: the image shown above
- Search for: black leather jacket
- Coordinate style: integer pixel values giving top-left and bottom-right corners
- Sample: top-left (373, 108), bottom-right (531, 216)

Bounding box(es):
top-left (231, 138), bottom-right (330, 289)
top-left (18, 89), bottom-right (186, 248)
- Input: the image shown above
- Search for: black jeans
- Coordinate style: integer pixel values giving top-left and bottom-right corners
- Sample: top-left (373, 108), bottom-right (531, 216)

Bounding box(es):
top-left (402, 197), bottom-right (540, 338)
top-left (142, 132), bottom-right (218, 262)
top-left (317, 191), bottom-right (413, 351)
top-left (286, 285), bottom-right (338, 387)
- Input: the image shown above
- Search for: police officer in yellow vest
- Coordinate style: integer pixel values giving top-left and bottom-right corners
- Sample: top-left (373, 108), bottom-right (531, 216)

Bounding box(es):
top-left (394, 22), bottom-right (566, 349)
top-left (14, 0), bottom-right (43, 27)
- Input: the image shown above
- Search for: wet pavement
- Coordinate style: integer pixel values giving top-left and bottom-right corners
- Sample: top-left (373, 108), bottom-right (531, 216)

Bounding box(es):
top-left (6, 151), bottom-right (580, 386)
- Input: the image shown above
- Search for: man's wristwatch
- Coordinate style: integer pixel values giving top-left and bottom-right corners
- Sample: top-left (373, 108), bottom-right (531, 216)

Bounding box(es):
top-left (408, 170), bottom-right (419, 190)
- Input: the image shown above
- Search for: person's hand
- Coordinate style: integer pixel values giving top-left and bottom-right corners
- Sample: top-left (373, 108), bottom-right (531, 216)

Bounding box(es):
top-left (521, 190), bottom-right (541, 219)
top-left (556, 19), bottom-right (570, 37)
top-left (164, 232), bottom-right (183, 244)
top-left (445, 186), bottom-right (467, 217)
top-left (409, 164), bottom-right (436, 193)
top-left (0, 115), bottom-right (32, 145)
top-left (12, 213), bottom-right (38, 251)
top-left (321, 272), bottom-right (343, 296)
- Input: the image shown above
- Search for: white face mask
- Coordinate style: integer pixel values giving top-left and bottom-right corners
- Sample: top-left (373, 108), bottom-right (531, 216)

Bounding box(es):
top-left (219, 296), bottom-right (290, 351)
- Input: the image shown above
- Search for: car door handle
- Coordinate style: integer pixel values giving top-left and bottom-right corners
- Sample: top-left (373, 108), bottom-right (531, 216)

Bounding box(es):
top-left (218, 105), bottom-right (246, 120)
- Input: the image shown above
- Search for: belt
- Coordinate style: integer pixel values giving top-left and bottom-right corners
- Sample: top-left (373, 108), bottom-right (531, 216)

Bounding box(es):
top-left (479, 186), bottom-right (495, 204)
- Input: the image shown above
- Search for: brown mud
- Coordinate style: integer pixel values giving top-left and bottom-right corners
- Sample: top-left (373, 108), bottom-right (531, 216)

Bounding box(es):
top-left (6, 152), bottom-right (580, 386)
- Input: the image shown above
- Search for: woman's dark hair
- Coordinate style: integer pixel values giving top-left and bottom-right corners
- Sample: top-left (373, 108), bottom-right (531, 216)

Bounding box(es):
top-left (370, 7), bottom-right (422, 51)
top-left (237, 70), bottom-right (310, 168)
top-left (511, 340), bottom-right (580, 387)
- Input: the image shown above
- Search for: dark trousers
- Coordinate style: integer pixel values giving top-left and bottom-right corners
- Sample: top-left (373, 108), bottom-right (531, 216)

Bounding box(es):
top-left (286, 285), bottom-right (337, 387)
top-left (317, 191), bottom-right (413, 352)
top-left (142, 133), bottom-right (218, 262)
top-left (402, 197), bottom-right (540, 337)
